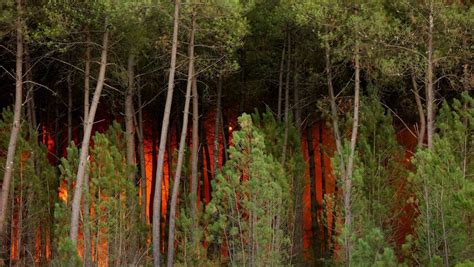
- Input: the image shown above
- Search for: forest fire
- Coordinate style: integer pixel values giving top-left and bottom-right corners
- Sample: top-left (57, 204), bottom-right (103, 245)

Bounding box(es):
top-left (0, 0), bottom-right (472, 266)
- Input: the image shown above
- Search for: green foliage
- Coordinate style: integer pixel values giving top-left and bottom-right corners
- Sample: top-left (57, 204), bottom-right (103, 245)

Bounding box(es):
top-left (355, 90), bottom-right (406, 230)
top-left (410, 93), bottom-right (474, 265)
top-left (54, 122), bottom-right (143, 265)
top-left (53, 143), bottom-right (82, 266)
top-left (329, 92), bottom-right (403, 265)
top-left (0, 108), bottom-right (59, 265)
top-left (89, 122), bottom-right (142, 265)
top-left (206, 113), bottom-right (290, 265)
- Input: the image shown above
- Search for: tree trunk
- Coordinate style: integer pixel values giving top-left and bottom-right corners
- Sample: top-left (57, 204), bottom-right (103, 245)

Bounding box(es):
top-left (282, 31), bottom-right (291, 165)
top-left (0, 0), bottom-right (24, 242)
top-left (126, 53), bottom-right (136, 183)
top-left (412, 71), bottom-right (426, 147)
top-left (203, 133), bottom-right (213, 195)
top-left (84, 30), bottom-right (91, 125)
top-left (125, 52), bottom-right (137, 262)
top-left (190, 72), bottom-right (199, 227)
top-left (83, 31), bottom-right (92, 267)
top-left (291, 54), bottom-right (304, 265)
top-left (325, 42), bottom-right (345, 175)
top-left (343, 41), bottom-right (361, 265)
top-left (213, 72), bottom-right (223, 176)
top-left (70, 26), bottom-right (109, 245)
top-left (326, 43), bottom-right (344, 256)
top-left (67, 72), bottom-right (73, 144)
top-left (152, 0), bottom-right (181, 265)
top-left (277, 39), bottom-right (286, 120)
top-left (221, 113), bottom-right (229, 165)
top-left (293, 57), bottom-right (301, 134)
top-left (150, 123), bottom-right (157, 222)
top-left (306, 126), bottom-right (321, 262)
top-left (426, 0), bottom-right (435, 150)
top-left (25, 44), bottom-right (37, 132)
top-left (166, 12), bottom-right (195, 266)
top-left (319, 123), bottom-right (329, 260)
top-left (136, 80), bottom-right (147, 225)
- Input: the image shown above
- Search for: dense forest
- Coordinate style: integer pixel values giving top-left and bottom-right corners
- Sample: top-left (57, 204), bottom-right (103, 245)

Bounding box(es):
top-left (0, 0), bottom-right (473, 266)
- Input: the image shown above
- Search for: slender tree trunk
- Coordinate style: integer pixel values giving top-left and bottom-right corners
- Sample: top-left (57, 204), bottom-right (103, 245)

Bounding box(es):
top-left (412, 71), bottom-right (426, 147)
top-left (325, 42), bottom-right (345, 175)
top-left (152, 1), bottom-right (181, 265)
top-left (319, 123), bottom-right (329, 260)
top-left (125, 52), bottom-right (137, 262)
top-left (221, 113), bottom-right (229, 165)
top-left (0, 0), bottom-right (24, 241)
top-left (291, 55), bottom-right (303, 265)
top-left (190, 73), bottom-right (199, 227)
top-left (212, 72), bottom-right (222, 177)
top-left (343, 41), bottom-right (361, 266)
top-left (126, 53), bottom-right (136, 184)
top-left (440, 190), bottom-right (449, 267)
top-left (83, 31), bottom-right (92, 267)
top-left (202, 121), bottom-right (213, 199)
top-left (70, 27), bottom-right (109, 245)
top-left (24, 44), bottom-right (37, 132)
top-left (150, 123), bottom-right (157, 222)
top-left (136, 81), bottom-right (147, 225)
top-left (325, 40), bottom-right (344, 260)
top-left (306, 126), bottom-right (321, 262)
top-left (198, 112), bottom-right (206, 204)
top-left (84, 30), bottom-right (91, 125)
top-left (18, 161), bottom-right (23, 263)
top-left (213, 72), bottom-right (223, 176)
top-left (423, 4), bottom-right (435, 261)
top-left (293, 58), bottom-right (301, 134)
top-left (426, 0), bottom-right (435, 150)
top-left (24, 43), bottom-right (40, 266)
top-left (282, 31), bottom-right (291, 165)
top-left (166, 12), bottom-right (195, 266)
top-left (277, 39), bottom-right (286, 120)
top-left (67, 72), bottom-right (73, 144)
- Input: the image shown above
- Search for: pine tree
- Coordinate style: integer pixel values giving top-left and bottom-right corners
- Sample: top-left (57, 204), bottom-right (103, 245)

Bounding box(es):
top-left (410, 93), bottom-right (474, 266)
top-left (206, 113), bottom-right (291, 266)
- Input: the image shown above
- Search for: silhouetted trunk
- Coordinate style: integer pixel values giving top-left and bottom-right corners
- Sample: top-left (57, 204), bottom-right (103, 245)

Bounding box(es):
top-left (203, 124), bottom-right (213, 199)
top-left (282, 31), bottom-right (291, 165)
top-left (70, 26), bottom-right (109, 245)
top-left (25, 44), bottom-right (37, 132)
top-left (125, 52), bottom-right (137, 262)
top-left (426, 0), bottom-right (435, 150)
top-left (191, 73), bottom-right (199, 227)
top-left (221, 113), bottom-right (229, 165)
top-left (166, 11), bottom-right (194, 266)
top-left (306, 126), bottom-right (321, 262)
top-left (293, 58), bottom-right (301, 134)
top-left (0, 0), bottom-right (24, 245)
top-left (126, 53), bottom-right (136, 183)
top-left (198, 112), bottom-right (206, 204)
top-left (150, 123), bottom-right (157, 223)
top-left (152, 0), bottom-right (181, 265)
top-left (291, 54), bottom-right (303, 265)
top-left (213, 72), bottom-right (223, 175)
top-left (67, 72), bottom-right (73, 144)
top-left (319, 123), bottom-right (329, 260)
top-left (277, 39), bottom-right (286, 119)
top-left (136, 80), bottom-right (147, 225)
